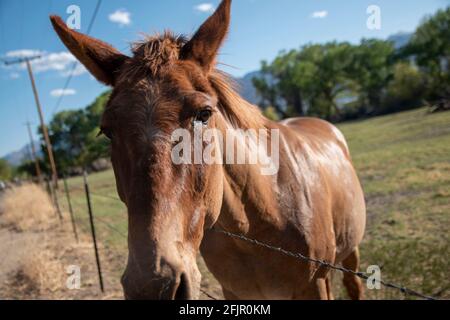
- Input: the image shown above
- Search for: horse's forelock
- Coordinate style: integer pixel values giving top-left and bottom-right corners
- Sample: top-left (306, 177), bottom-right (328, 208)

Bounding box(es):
top-left (114, 32), bottom-right (266, 132)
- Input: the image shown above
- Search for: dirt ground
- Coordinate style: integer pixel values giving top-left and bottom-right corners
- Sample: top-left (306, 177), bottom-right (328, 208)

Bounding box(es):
top-left (0, 208), bottom-right (124, 300)
top-left (0, 226), bottom-right (41, 289)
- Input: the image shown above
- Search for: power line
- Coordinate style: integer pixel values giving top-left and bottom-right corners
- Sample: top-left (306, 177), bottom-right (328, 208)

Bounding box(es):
top-left (52, 0), bottom-right (103, 115)
top-left (18, 0), bottom-right (24, 49)
top-left (0, 2), bottom-right (5, 55)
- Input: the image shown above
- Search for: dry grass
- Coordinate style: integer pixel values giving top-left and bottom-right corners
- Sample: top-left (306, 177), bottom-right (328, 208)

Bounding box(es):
top-left (13, 246), bottom-right (66, 296)
top-left (0, 184), bottom-right (56, 231)
top-left (0, 184), bottom-right (125, 299)
top-left (3, 232), bottom-right (123, 300)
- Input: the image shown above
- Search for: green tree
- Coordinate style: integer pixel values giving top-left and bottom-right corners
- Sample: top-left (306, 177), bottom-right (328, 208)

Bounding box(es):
top-left (404, 7), bottom-right (450, 100)
top-left (299, 42), bottom-right (357, 120)
top-left (351, 39), bottom-right (396, 115)
top-left (382, 62), bottom-right (426, 113)
top-left (0, 159), bottom-right (12, 180)
top-left (252, 61), bottom-right (288, 117)
top-left (254, 42), bottom-right (359, 120)
top-left (82, 91), bottom-right (111, 165)
top-left (39, 91), bottom-right (111, 173)
top-left (16, 159), bottom-right (48, 178)
top-left (43, 109), bottom-right (90, 171)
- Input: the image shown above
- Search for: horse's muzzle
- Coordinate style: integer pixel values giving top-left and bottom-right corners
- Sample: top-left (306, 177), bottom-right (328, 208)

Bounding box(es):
top-left (121, 266), bottom-right (192, 300)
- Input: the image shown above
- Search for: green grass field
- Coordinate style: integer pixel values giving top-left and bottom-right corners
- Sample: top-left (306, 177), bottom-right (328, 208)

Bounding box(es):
top-left (57, 107), bottom-right (450, 300)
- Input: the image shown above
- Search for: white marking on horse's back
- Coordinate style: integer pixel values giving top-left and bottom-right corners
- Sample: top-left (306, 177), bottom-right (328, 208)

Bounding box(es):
top-left (279, 135), bottom-right (313, 231)
top-left (330, 125), bottom-right (349, 153)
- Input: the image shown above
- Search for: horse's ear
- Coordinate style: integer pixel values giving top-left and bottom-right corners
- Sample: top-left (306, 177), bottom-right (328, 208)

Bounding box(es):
top-left (181, 0), bottom-right (232, 72)
top-left (50, 15), bottom-right (129, 86)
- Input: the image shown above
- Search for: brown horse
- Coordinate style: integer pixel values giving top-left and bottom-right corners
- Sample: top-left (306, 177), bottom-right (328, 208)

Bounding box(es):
top-left (51, 0), bottom-right (366, 300)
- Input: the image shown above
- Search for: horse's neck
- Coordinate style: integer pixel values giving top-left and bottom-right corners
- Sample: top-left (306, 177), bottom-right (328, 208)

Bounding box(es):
top-left (216, 122), bottom-right (284, 233)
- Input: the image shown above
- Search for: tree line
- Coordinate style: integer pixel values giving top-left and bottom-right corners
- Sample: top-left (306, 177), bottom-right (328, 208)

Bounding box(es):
top-left (253, 7), bottom-right (449, 121)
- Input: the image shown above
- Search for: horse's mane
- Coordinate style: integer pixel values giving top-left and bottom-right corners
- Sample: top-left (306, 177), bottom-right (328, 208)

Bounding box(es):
top-left (209, 70), bottom-right (267, 130)
top-left (121, 32), bottom-right (266, 131)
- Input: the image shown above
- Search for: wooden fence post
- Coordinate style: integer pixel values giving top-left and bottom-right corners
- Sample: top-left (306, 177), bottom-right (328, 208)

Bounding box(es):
top-left (47, 177), bottom-right (63, 221)
top-left (83, 171), bottom-right (105, 293)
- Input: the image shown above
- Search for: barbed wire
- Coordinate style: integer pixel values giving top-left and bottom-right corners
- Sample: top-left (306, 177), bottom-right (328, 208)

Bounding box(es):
top-left (73, 216), bottom-right (90, 229)
top-left (69, 197), bottom-right (126, 239)
top-left (64, 185), bottom-right (122, 203)
top-left (94, 215), bottom-right (127, 239)
top-left (89, 191), bottom-right (123, 203)
top-left (212, 228), bottom-right (438, 301)
top-left (200, 288), bottom-right (218, 300)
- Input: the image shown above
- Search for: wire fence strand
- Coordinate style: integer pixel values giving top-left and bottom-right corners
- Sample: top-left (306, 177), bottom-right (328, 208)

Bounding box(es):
top-left (200, 288), bottom-right (218, 300)
top-left (94, 215), bottom-right (127, 239)
top-left (89, 191), bottom-right (123, 202)
top-left (212, 228), bottom-right (438, 301)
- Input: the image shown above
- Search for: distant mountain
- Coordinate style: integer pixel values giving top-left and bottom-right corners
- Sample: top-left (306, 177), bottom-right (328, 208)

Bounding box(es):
top-left (2, 141), bottom-right (42, 166)
top-left (235, 71), bottom-right (261, 105)
top-left (388, 32), bottom-right (413, 49)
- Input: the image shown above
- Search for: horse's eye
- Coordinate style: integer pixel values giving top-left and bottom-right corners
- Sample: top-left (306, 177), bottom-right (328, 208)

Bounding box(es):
top-left (196, 109), bottom-right (212, 124)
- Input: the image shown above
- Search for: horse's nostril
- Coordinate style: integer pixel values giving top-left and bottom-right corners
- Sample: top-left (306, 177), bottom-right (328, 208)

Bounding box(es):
top-left (174, 273), bottom-right (190, 300)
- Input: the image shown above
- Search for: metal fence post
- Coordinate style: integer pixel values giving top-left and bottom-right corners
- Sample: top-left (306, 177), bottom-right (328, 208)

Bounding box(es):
top-left (83, 171), bottom-right (105, 293)
top-left (45, 177), bottom-right (52, 197)
top-left (53, 185), bottom-right (63, 221)
top-left (63, 175), bottom-right (79, 243)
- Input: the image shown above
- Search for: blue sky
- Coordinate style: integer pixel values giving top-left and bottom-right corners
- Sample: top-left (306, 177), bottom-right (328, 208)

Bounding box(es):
top-left (0, 0), bottom-right (448, 158)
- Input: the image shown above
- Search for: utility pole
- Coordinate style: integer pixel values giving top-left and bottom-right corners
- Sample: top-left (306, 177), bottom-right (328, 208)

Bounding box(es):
top-left (24, 121), bottom-right (43, 184)
top-left (4, 56), bottom-right (59, 188)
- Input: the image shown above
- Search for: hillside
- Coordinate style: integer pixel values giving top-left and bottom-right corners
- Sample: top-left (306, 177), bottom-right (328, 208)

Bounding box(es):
top-left (236, 71), bottom-right (261, 105)
top-left (337, 108), bottom-right (449, 299)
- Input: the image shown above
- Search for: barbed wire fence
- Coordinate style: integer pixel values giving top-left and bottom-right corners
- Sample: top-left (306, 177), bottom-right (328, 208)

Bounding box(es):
top-left (49, 172), bottom-right (440, 301)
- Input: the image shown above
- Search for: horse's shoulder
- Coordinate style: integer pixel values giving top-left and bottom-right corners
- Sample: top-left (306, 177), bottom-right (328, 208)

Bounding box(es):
top-left (281, 117), bottom-right (336, 134)
top-left (279, 117), bottom-right (350, 157)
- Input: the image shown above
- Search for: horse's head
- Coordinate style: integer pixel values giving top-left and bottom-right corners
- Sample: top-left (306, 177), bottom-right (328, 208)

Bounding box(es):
top-left (51, 0), bottom-right (238, 300)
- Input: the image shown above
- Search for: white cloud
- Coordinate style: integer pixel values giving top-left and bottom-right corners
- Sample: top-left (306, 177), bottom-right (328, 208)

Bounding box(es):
top-left (5, 49), bottom-right (42, 58)
top-left (3, 49), bottom-right (87, 77)
top-left (50, 89), bottom-right (76, 97)
top-left (311, 11), bottom-right (328, 19)
top-left (195, 3), bottom-right (215, 13)
top-left (9, 72), bottom-right (20, 79)
top-left (109, 9), bottom-right (131, 27)
top-left (33, 52), bottom-right (77, 73)
top-left (60, 63), bottom-right (87, 77)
